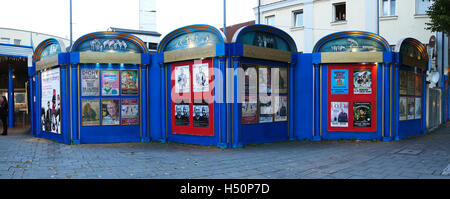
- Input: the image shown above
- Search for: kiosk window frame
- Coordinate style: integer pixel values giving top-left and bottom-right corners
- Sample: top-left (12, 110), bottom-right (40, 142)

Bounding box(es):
top-left (399, 68), bottom-right (423, 121)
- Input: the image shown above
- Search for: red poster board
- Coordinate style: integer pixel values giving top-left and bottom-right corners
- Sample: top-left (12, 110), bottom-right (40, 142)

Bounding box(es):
top-left (171, 59), bottom-right (215, 136)
top-left (327, 64), bottom-right (377, 132)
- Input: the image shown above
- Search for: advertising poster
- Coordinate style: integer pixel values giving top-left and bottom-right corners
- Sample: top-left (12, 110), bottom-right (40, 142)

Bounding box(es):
top-left (353, 102), bottom-right (371, 127)
top-left (399, 70), bottom-right (408, 95)
top-left (259, 95), bottom-right (273, 123)
top-left (121, 99), bottom-right (139, 125)
top-left (174, 104), bottom-right (190, 126)
top-left (41, 68), bottom-right (61, 134)
top-left (193, 104), bottom-right (209, 127)
top-left (241, 95), bottom-right (258, 124)
top-left (81, 99), bottom-right (100, 126)
top-left (240, 64), bottom-right (257, 94)
top-left (415, 97), bottom-right (422, 119)
top-left (415, 74), bottom-right (423, 96)
top-left (259, 66), bottom-right (271, 94)
top-left (193, 63), bottom-right (209, 92)
top-left (273, 67), bottom-right (288, 94)
top-left (407, 97), bottom-right (415, 120)
top-left (331, 69), bottom-right (349, 94)
top-left (175, 65), bottom-right (190, 93)
top-left (101, 99), bottom-right (120, 125)
top-left (121, 70), bottom-right (139, 95)
top-left (330, 102), bottom-right (348, 127)
top-left (399, 97), bottom-right (407, 121)
top-left (407, 71), bottom-right (415, 96)
top-left (81, 69), bottom-right (100, 96)
top-left (274, 95), bottom-right (288, 122)
top-left (353, 69), bottom-right (372, 94)
top-left (101, 70), bottom-right (120, 96)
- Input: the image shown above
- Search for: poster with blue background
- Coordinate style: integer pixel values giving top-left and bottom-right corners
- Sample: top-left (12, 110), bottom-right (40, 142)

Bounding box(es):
top-left (331, 69), bottom-right (348, 94)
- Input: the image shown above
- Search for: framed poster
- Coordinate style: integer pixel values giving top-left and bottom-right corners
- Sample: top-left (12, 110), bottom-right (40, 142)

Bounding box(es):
top-left (415, 74), bottom-right (423, 96)
top-left (175, 65), bottom-right (190, 93)
top-left (353, 102), bottom-right (372, 127)
top-left (193, 104), bottom-right (209, 127)
top-left (193, 63), bottom-right (209, 92)
top-left (331, 69), bottom-right (349, 94)
top-left (81, 99), bottom-right (100, 126)
top-left (399, 97), bottom-right (407, 121)
top-left (259, 66), bottom-right (271, 94)
top-left (273, 67), bottom-right (288, 94)
top-left (81, 69), bottom-right (100, 96)
top-left (241, 95), bottom-right (258, 124)
top-left (174, 104), bottom-right (190, 126)
top-left (240, 64), bottom-right (258, 94)
top-left (353, 69), bottom-right (372, 94)
top-left (101, 99), bottom-right (120, 125)
top-left (259, 95), bottom-right (273, 123)
top-left (399, 70), bottom-right (408, 95)
top-left (415, 97), bottom-right (422, 119)
top-left (121, 99), bottom-right (139, 125)
top-left (274, 95), bottom-right (288, 122)
top-left (41, 68), bottom-right (61, 134)
top-left (407, 71), bottom-right (415, 96)
top-left (101, 70), bottom-right (120, 96)
top-left (330, 102), bottom-right (349, 127)
top-left (407, 97), bottom-right (415, 120)
top-left (121, 70), bottom-right (139, 95)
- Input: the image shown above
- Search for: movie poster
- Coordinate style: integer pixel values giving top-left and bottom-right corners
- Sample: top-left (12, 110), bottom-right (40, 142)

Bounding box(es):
top-left (193, 63), bottom-right (209, 92)
top-left (175, 65), bottom-right (190, 93)
top-left (174, 104), bottom-right (190, 126)
top-left (41, 68), bottom-right (61, 134)
top-left (81, 99), bottom-right (100, 126)
top-left (121, 99), bottom-right (139, 125)
top-left (193, 104), bottom-right (209, 127)
top-left (241, 95), bottom-right (258, 124)
top-left (407, 97), bottom-right (415, 120)
top-left (407, 71), bottom-right (415, 96)
top-left (101, 70), bottom-right (120, 96)
top-left (274, 96), bottom-right (288, 122)
top-left (259, 95), bottom-right (273, 123)
top-left (330, 102), bottom-right (348, 127)
top-left (273, 67), bottom-right (288, 94)
top-left (415, 97), bottom-right (422, 119)
top-left (240, 64), bottom-right (257, 94)
top-left (399, 97), bottom-right (407, 121)
top-left (353, 102), bottom-right (371, 127)
top-left (81, 69), bottom-right (100, 96)
top-left (353, 69), bottom-right (372, 94)
top-left (415, 74), bottom-right (423, 96)
top-left (331, 69), bottom-right (349, 94)
top-left (121, 70), bottom-right (138, 95)
top-left (101, 99), bottom-right (120, 125)
top-left (399, 70), bottom-right (408, 95)
top-left (259, 66), bottom-right (271, 94)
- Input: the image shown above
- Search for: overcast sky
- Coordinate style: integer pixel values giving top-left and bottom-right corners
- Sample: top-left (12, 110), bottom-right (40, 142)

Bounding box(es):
top-left (0, 0), bottom-right (256, 41)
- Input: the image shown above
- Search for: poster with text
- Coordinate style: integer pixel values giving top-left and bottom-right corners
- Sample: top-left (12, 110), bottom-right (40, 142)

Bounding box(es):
top-left (81, 99), bottom-right (100, 126)
top-left (415, 97), bottom-right (422, 119)
top-left (399, 70), bottom-right (408, 95)
top-left (101, 99), bottom-right (120, 125)
top-left (330, 102), bottom-right (348, 127)
top-left (259, 66), bottom-right (271, 94)
top-left (353, 102), bottom-right (371, 127)
top-left (331, 69), bottom-right (349, 94)
top-left (353, 69), bottom-right (372, 94)
top-left (121, 99), bottom-right (139, 125)
top-left (174, 104), bottom-right (190, 126)
top-left (241, 95), bottom-right (258, 124)
top-left (193, 63), bottom-right (209, 92)
top-left (399, 97), bottom-right (407, 121)
top-left (121, 70), bottom-right (139, 95)
top-left (241, 64), bottom-right (257, 94)
top-left (407, 97), bottom-right (415, 120)
top-left (41, 68), bottom-right (61, 134)
top-left (101, 70), bottom-right (120, 96)
top-left (81, 69), bottom-right (100, 96)
top-left (193, 104), bottom-right (209, 127)
top-left (274, 95), bottom-right (288, 122)
top-left (175, 65), bottom-right (190, 93)
top-left (259, 95), bottom-right (273, 123)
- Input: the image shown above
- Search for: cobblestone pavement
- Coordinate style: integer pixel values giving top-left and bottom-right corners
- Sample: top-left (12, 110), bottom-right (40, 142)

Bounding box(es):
top-left (0, 126), bottom-right (449, 179)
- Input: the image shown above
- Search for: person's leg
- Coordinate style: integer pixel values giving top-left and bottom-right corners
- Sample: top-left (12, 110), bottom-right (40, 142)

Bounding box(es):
top-left (1, 117), bottom-right (7, 135)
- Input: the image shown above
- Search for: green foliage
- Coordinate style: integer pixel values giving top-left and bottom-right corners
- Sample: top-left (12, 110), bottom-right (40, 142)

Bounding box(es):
top-left (425, 0), bottom-right (450, 35)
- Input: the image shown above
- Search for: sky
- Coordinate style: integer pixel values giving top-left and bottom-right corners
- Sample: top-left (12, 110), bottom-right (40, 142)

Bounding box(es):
top-left (0, 0), bottom-right (257, 41)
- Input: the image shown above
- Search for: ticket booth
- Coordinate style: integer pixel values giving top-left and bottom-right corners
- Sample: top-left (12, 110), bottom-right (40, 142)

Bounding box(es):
top-left (32, 38), bottom-right (70, 144)
top-left (69, 32), bottom-right (150, 144)
top-left (310, 31), bottom-right (394, 141)
top-left (394, 38), bottom-right (427, 139)
top-left (154, 25), bottom-right (228, 147)
top-left (229, 24), bottom-right (298, 147)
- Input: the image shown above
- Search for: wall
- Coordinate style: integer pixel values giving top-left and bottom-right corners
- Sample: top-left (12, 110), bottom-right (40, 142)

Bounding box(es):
top-left (0, 27), bottom-right (70, 49)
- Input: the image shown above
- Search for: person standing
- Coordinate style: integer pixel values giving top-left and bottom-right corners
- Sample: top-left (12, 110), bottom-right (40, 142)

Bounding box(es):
top-left (0, 96), bottom-right (8, 135)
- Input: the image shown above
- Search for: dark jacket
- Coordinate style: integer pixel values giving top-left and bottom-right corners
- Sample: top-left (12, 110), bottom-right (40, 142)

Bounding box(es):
top-left (0, 100), bottom-right (8, 118)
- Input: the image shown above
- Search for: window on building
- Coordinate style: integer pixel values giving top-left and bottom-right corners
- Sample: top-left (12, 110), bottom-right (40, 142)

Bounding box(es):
top-left (382, 0), bottom-right (396, 16)
top-left (265, 15), bottom-right (275, 26)
top-left (148, 42), bottom-right (158, 50)
top-left (14, 39), bottom-right (21, 45)
top-left (416, 0), bottom-right (431, 15)
top-left (333, 3), bottom-right (346, 22)
top-left (1, 37), bottom-right (10, 44)
top-left (293, 10), bottom-right (303, 27)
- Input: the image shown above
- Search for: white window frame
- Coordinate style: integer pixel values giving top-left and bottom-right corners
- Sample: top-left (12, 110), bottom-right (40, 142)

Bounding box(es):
top-left (293, 10), bottom-right (304, 28)
top-left (332, 2), bottom-right (346, 22)
top-left (381, 0), bottom-right (397, 17)
top-left (415, 0), bottom-right (432, 15)
top-left (265, 15), bottom-right (275, 26)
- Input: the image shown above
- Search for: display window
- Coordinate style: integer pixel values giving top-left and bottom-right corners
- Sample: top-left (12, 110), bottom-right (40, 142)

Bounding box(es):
top-left (327, 64), bottom-right (377, 132)
top-left (170, 59), bottom-right (214, 136)
top-left (399, 70), bottom-right (423, 121)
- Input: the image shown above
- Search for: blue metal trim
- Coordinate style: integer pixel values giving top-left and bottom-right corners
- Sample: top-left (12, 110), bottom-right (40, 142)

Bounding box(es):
top-left (313, 31), bottom-right (391, 53)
